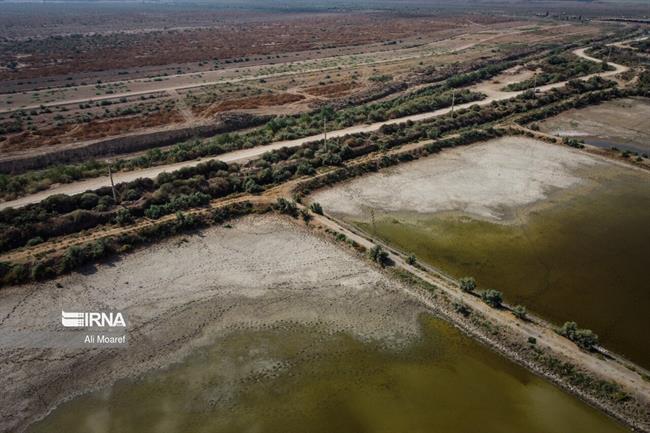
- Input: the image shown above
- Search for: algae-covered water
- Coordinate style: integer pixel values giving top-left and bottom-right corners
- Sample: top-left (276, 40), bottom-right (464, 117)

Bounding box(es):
top-left (27, 316), bottom-right (627, 433)
top-left (356, 170), bottom-right (650, 368)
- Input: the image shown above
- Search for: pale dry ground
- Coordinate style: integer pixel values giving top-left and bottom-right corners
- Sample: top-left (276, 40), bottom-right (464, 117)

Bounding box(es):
top-left (311, 136), bottom-right (604, 221)
top-left (0, 44), bottom-right (628, 211)
top-left (537, 97), bottom-right (650, 151)
top-left (0, 23), bottom-right (549, 113)
top-left (0, 215), bottom-right (425, 433)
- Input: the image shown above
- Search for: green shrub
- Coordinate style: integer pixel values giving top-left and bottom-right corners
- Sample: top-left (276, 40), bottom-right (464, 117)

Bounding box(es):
top-left (273, 198), bottom-right (298, 217)
top-left (114, 208), bottom-right (134, 225)
top-left (459, 277), bottom-right (476, 292)
top-left (26, 236), bottom-right (44, 247)
top-left (513, 305), bottom-right (527, 320)
top-left (481, 289), bottom-right (503, 308)
top-left (368, 245), bottom-right (389, 267)
top-left (309, 202), bottom-right (323, 215)
top-left (557, 321), bottom-right (599, 350)
top-left (406, 254), bottom-right (417, 265)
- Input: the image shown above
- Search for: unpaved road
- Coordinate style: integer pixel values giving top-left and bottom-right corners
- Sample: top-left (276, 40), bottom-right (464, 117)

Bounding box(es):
top-left (0, 26), bottom-right (545, 115)
top-left (0, 46), bottom-right (627, 211)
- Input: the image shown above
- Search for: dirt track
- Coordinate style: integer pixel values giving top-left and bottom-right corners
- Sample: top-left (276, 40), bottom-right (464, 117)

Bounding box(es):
top-left (0, 45), bottom-right (628, 212)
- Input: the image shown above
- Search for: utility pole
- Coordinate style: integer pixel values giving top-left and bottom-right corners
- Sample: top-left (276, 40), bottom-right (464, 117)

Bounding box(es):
top-left (450, 89), bottom-right (455, 113)
top-left (323, 117), bottom-right (327, 146)
top-left (370, 209), bottom-right (376, 234)
top-left (108, 165), bottom-right (117, 203)
top-left (607, 45), bottom-right (612, 63)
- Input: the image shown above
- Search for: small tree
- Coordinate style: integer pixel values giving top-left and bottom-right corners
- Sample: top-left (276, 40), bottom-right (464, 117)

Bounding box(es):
top-left (459, 277), bottom-right (476, 293)
top-left (273, 198), bottom-right (298, 217)
top-left (558, 321), bottom-right (579, 340)
top-left (513, 305), bottom-right (527, 320)
top-left (114, 208), bottom-right (134, 226)
top-left (575, 329), bottom-right (599, 350)
top-left (310, 202), bottom-right (323, 215)
top-left (481, 289), bottom-right (503, 308)
top-left (300, 208), bottom-right (312, 224)
top-left (406, 254), bottom-right (417, 265)
top-left (558, 321), bottom-right (599, 350)
top-left (368, 245), bottom-right (389, 267)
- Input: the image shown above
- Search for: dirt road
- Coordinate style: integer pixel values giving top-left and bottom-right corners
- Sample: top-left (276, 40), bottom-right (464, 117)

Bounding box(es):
top-left (0, 28), bottom-right (536, 115)
top-left (0, 45), bottom-right (627, 211)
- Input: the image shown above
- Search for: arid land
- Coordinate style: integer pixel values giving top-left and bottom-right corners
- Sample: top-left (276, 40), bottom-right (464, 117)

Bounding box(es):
top-left (1, 3), bottom-right (650, 433)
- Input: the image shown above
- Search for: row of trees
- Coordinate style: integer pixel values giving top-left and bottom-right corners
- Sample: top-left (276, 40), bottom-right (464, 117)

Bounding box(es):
top-left (1, 72), bottom-right (620, 254)
top-left (0, 53), bottom-right (527, 201)
top-left (0, 201), bottom-right (255, 287)
top-left (460, 276), bottom-right (599, 351)
top-left (505, 52), bottom-right (613, 91)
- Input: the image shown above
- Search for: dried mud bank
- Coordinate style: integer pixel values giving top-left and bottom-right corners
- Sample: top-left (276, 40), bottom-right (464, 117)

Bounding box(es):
top-left (311, 136), bottom-right (605, 223)
top-left (537, 97), bottom-right (650, 153)
top-left (0, 212), bottom-right (647, 432)
top-left (0, 215), bottom-right (426, 433)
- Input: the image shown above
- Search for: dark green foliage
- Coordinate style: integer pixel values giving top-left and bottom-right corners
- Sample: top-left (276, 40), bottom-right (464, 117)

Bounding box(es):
top-left (368, 245), bottom-right (389, 267)
top-left (557, 321), bottom-right (600, 350)
top-left (406, 254), bottom-right (417, 265)
top-left (309, 202), bottom-right (323, 215)
top-left (273, 198), bottom-right (298, 217)
top-left (300, 208), bottom-right (312, 223)
top-left (78, 192), bottom-right (100, 209)
top-left (144, 192), bottom-right (211, 219)
top-left (481, 289), bottom-right (503, 308)
top-left (459, 277), bottom-right (476, 292)
top-left (513, 305), bottom-right (527, 320)
top-left (114, 208), bottom-right (134, 226)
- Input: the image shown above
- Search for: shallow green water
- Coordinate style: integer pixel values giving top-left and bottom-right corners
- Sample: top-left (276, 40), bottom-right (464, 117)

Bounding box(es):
top-left (357, 170), bottom-right (650, 367)
top-left (28, 316), bottom-right (627, 433)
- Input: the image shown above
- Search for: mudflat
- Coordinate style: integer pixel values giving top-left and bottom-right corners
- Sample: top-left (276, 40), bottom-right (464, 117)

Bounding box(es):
top-left (311, 136), bottom-right (604, 222)
top-left (0, 215), bottom-right (425, 433)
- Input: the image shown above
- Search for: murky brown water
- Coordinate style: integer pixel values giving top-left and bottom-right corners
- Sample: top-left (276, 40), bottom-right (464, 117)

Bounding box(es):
top-left (27, 316), bottom-right (627, 433)
top-left (356, 170), bottom-right (650, 368)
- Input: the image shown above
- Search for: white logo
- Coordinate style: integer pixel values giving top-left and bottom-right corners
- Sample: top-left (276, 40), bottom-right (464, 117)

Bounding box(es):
top-left (61, 311), bottom-right (126, 328)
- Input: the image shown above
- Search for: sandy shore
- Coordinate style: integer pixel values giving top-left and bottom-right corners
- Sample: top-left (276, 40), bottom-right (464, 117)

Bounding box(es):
top-left (0, 215), bottom-right (426, 433)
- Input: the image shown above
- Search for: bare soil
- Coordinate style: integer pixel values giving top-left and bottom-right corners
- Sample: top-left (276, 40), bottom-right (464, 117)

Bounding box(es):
top-left (536, 97), bottom-right (650, 152)
top-left (311, 136), bottom-right (605, 221)
top-left (0, 215), bottom-right (426, 433)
